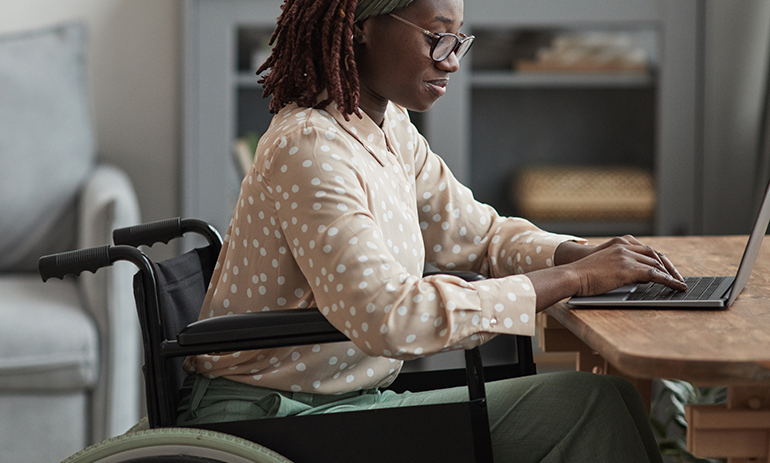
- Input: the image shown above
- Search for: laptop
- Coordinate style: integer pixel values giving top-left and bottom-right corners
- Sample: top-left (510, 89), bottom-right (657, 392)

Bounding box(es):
top-left (567, 180), bottom-right (770, 309)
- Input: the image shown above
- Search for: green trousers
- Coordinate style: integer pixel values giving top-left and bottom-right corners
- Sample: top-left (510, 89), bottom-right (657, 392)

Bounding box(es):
top-left (177, 371), bottom-right (663, 463)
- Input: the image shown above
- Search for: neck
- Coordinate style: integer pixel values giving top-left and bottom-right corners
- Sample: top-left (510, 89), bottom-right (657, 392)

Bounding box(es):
top-left (358, 84), bottom-right (388, 127)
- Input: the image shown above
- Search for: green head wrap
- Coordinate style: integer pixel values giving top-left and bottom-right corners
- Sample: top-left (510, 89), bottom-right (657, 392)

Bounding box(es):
top-left (354, 0), bottom-right (417, 22)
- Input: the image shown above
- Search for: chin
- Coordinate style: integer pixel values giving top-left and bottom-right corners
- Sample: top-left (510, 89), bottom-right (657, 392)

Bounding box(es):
top-left (402, 99), bottom-right (438, 113)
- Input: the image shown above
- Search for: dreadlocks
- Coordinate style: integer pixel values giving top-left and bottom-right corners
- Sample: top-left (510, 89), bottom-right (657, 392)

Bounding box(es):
top-left (257, 0), bottom-right (361, 119)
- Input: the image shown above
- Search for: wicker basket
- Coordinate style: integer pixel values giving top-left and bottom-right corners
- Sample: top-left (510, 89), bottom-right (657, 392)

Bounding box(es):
top-left (511, 166), bottom-right (655, 221)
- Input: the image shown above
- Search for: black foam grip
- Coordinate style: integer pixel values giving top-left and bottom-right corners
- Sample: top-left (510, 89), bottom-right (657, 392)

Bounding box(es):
top-left (38, 245), bottom-right (112, 281)
top-left (113, 218), bottom-right (182, 247)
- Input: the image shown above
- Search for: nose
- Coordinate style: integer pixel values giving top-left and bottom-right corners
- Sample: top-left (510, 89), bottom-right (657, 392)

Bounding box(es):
top-left (436, 50), bottom-right (460, 73)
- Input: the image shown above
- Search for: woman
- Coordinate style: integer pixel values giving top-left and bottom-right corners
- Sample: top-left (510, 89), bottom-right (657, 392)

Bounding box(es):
top-left (178, 0), bottom-right (684, 461)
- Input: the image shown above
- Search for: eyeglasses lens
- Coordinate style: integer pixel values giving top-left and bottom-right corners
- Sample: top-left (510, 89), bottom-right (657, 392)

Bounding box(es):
top-left (433, 37), bottom-right (457, 61)
top-left (433, 35), bottom-right (473, 62)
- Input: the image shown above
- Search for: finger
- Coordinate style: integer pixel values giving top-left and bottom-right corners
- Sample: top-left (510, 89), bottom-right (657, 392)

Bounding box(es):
top-left (656, 250), bottom-right (685, 283)
top-left (629, 250), bottom-right (688, 290)
top-left (596, 235), bottom-right (633, 251)
top-left (641, 265), bottom-right (688, 291)
top-left (627, 243), bottom-right (677, 280)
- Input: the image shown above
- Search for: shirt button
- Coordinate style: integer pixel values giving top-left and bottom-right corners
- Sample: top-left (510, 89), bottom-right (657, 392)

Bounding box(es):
top-left (490, 317), bottom-right (498, 326)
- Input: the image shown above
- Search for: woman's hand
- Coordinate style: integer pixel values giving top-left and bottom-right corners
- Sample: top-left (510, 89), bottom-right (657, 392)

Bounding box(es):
top-left (555, 236), bottom-right (684, 286)
top-left (529, 236), bottom-right (687, 311)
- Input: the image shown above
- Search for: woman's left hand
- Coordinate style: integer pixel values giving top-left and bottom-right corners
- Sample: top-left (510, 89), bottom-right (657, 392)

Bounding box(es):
top-left (554, 235), bottom-right (685, 284)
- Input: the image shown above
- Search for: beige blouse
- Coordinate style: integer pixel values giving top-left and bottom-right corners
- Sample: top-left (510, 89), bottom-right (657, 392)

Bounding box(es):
top-left (184, 100), bottom-right (582, 394)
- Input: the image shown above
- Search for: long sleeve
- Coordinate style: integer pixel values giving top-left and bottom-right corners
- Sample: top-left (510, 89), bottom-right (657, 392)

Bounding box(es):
top-left (185, 102), bottom-right (581, 394)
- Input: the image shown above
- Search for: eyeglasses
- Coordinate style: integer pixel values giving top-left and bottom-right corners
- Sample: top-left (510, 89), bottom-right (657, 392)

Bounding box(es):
top-left (388, 14), bottom-right (474, 62)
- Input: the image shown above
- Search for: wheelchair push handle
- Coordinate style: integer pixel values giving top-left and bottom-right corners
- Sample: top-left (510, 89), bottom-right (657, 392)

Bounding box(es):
top-left (38, 245), bottom-right (112, 281)
top-left (113, 217), bottom-right (184, 248)
top-left (113, 217), bottom-right (222, 249)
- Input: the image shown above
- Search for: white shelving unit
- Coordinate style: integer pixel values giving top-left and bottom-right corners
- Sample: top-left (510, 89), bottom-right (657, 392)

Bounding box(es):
top-left (183, 0), bottom-right (703, 240)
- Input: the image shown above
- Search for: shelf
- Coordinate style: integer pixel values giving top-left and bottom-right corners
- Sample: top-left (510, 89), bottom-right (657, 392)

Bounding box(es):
top-left (184, 0), bottom-right (701, 241)
top-left (471, 71), bottom-right (655, 88)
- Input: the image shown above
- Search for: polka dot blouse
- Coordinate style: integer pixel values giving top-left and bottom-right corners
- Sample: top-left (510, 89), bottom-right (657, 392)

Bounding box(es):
top-left (184, 100), bottom-right (582, 394)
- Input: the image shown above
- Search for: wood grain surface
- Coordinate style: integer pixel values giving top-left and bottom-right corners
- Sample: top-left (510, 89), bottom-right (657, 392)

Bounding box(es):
top-left (546, 236), bottom-right (770, 385)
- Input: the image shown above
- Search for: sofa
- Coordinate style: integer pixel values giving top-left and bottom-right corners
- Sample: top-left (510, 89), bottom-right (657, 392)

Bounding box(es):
top-left (0, 21), bottom-right (142, 462)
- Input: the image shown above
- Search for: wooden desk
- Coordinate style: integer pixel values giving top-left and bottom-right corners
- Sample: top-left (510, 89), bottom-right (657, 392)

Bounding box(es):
top-left (539, 236), bottom-right (770, 463)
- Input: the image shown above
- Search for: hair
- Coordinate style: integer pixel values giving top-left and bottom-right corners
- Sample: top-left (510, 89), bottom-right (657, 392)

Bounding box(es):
top-left (257, 0), bottom-right (361, 119)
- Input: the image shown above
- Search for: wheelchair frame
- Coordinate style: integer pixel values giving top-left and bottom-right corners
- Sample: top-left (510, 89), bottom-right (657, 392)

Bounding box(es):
top-left (40, 218), bottom-right (537, 463)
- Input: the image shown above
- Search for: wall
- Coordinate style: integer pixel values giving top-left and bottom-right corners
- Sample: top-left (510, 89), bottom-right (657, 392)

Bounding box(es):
top-left (703, 0), bottom-right (770, 235)
top-left (0, 0), bottom-right (180, 259)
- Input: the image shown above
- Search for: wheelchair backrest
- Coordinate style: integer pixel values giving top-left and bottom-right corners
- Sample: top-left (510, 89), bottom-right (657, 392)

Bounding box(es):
top-left (132, 244), bottom-right (219, 407)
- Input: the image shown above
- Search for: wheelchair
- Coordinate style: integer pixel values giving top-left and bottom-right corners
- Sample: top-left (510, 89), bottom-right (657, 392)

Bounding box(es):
top-left (40, 218), bottom-right (538, 463)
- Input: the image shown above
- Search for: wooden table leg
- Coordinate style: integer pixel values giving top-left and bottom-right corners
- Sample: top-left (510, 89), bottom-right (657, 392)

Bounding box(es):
top-left (538, 313), bottom-right (653, 414)
top-left (686, 385), bottom-right (770, 462)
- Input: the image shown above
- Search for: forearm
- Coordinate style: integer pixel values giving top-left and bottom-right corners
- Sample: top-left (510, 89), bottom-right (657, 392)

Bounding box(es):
top-left (554, 240), bottom-right (596, 266)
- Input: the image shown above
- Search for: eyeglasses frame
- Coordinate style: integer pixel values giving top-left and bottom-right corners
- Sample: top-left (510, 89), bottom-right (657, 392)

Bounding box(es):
top-left (387, 13), bottom-right (474, 62)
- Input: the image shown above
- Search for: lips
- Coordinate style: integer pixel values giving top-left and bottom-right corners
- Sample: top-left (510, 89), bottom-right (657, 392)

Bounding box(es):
top-left (426, 78), bottom-right (449, 96)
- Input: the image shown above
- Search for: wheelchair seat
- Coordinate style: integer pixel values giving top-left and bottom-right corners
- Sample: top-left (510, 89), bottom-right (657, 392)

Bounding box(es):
top-left (40, 218), bottom-right (537, 463)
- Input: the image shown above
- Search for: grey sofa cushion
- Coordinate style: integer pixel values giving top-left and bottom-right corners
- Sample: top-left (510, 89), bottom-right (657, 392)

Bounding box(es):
top-left (0, 22), bottom-right (94, 272)
top-left (0, 275), bottom-right (98, 388)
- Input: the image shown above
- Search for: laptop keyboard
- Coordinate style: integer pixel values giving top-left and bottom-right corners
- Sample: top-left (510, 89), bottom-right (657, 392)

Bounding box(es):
top-left (627, 276), bottom-right (728, 301)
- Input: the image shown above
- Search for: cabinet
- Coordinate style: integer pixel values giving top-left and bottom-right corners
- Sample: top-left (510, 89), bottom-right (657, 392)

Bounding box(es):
top-left (183, 0), bottom-right (702, 240)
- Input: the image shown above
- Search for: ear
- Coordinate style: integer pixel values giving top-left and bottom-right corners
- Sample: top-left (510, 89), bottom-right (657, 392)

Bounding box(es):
top-left (353, 20), bottom-right (368, 44)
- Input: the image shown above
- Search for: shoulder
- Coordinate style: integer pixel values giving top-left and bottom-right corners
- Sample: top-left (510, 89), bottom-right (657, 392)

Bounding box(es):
top-left (261, 105), bottom-right (341, 145)
top-left (255, 106), bottom-right (356, 168)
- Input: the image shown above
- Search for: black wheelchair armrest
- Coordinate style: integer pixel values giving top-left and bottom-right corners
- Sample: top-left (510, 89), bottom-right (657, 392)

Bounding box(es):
top-left (171, 308), bottom-right (348, 354)
top-left (178, 308), bottom-right (345, 345)
top-left (422, 263), bottom-right (486, 282)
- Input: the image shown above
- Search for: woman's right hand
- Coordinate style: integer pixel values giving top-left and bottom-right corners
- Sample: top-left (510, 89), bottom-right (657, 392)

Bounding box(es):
top-left (528, 237), bottom-right (687, 311)
top-left (565, 238), bottom-right (687, 297)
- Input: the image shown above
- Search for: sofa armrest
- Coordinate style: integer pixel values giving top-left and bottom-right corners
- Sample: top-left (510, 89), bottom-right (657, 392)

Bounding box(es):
top-left (77, 165), bottom-right (142, 443)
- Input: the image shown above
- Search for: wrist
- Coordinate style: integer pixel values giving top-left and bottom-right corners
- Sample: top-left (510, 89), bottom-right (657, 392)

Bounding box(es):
top-left (554, 241), bottom-right (593, 266)
top-left (529, 265), bottom-right (583, 312)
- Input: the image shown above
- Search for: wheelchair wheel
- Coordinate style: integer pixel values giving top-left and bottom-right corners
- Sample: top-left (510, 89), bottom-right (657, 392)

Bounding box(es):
top-left (62, 426), bottom-right (294, 463)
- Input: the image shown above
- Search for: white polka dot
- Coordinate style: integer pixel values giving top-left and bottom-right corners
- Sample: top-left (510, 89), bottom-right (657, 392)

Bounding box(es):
top-left (494, 303), bottom-right (504, 312)
top-left (504, 318), bottom-right (513, 328)
top-left (520, 313), bottom-right (530, 323)
top-left (406, 334), bottom-right (416, 343)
